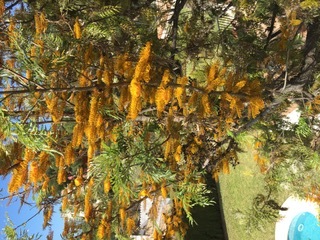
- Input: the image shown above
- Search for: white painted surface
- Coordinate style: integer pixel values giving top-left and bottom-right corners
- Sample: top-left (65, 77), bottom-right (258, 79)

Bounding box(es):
top-left (130, 235), bottom-right (152, 240)
top-left (275, 196), bottom-right (319, 240)
top-left (283, 108), bottom-right (301, 125)
top-left (135, 196), bottom-right (172, 238)
top-left (139, 198), bottom-right (153, 234)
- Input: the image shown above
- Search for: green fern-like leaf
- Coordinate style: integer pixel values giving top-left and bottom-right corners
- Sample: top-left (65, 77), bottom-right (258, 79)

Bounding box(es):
top-left (94, 6), bottom-right (120, 19)
top-left (83, 6), bottom-right (120, 39)
top-left (84, 22), bottom-right (115, 39)
top-left (295, 118), bottom-right (312, 138)
top-left (42, 33), bottom-right (64, 51)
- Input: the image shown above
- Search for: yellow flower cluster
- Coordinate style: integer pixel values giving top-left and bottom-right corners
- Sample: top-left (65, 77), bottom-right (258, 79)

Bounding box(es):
top-left (34, 12), bottom-right (47, 35)
top-left (84, 180), bottom-right (93, 222)
top-left (45, 87), bottom-right (67, 123)
top-left (104, 174), bottom-right (111, 194)
top-left (205, 63), bottom-right (226, 92)
top-left (29, 161), bottom-right (39, 184)
top-left (128, 42), bottom-right (151, 119)
top-left (8, 160), bottom-right (27, 193)
top-left (74, 17), bottom-right (81, 39)
top-left (0, 0), bottom-right (4, 16)
top-left (155, 70), bottom-right (172, 117)
top-left (57, 156), bottom-right (66, 185)
top-left (64, 143), bottom-right (75, 166)
top-left (8, 148), bottom-right (35, 193)
top-left (174, 76), bottom-right (188, 108)
top-left (97, 218), bottom-right (107, 239)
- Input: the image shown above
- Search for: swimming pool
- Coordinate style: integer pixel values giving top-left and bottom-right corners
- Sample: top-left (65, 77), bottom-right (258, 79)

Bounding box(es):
top-left (288, 212), bottom-right (320, 240)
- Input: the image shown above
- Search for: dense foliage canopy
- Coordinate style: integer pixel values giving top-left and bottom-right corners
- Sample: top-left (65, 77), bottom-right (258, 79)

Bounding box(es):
top-left (1, 0), bottom-right (320, 239)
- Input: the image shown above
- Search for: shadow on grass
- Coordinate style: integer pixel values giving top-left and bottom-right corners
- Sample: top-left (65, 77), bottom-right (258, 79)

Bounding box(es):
top-left (186, 174), bottom-right (227, 240)
top-left (219, 135), bottom-right (287, 240)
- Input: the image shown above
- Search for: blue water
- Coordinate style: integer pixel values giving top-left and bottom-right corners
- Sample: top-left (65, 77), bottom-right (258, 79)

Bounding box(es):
top-left (288, 212), bottom-right (320, 240)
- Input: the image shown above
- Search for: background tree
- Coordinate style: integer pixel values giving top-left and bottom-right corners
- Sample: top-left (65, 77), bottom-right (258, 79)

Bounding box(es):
top-left (0, 0), bottom-right (320, 239)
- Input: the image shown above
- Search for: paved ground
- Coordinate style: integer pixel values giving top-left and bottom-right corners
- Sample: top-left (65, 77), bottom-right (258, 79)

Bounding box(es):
top-left (275, 196), bottom-right (319, 240)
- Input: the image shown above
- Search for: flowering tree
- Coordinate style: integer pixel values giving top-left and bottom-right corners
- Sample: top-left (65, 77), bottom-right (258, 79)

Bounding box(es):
top-left (0, 0), bottom-right (320, 239)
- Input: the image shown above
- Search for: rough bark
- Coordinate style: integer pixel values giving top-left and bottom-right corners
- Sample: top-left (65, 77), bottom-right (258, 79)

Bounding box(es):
top-left (279, 16), bottom-right (320, 93)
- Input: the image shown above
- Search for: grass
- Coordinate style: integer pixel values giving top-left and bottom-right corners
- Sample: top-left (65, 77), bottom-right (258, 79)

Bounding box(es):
top-left (219, 134), bottom-right (288, 240)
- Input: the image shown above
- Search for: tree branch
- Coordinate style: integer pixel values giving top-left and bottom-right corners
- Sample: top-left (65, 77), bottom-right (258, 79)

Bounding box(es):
top-left (4, 0), bottom-right (22, 13)
top-left (0, 190), bottom-right (27, 201)
top-left (169, 0), bottom-right (187, 59)
top-left (293, 16), bottom-right (320, 88)
top-left (14, 208), bottom-right (43, 231)
top-left (264, 2), bottom-right (279, 50)
top-left (1, 66), bottom-right (45, 90)
top-left (0, 80), bottom-right (250, 99)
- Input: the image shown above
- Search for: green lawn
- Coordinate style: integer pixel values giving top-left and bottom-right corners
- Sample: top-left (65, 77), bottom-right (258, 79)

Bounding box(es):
top-left (219, 135), bottom-right (288, 240)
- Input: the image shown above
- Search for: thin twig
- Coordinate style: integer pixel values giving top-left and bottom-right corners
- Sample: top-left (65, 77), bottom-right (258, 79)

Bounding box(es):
top-left (264, 2), bottom-right (279, 50)
top-left (0, 190), bottom-right (27, 201)
top-left (0, 81), bottom-right (250, 98)
top-left (14, 208), bottom-right (43, 231)
top-left (281, 47), bottom-right (290, 92)
top-left (22, 100), bottom-right (40, 124)
top-left (1, 67), bottom-right (45, 90)
top-left (0, 93), bottom-right (14, 104)
top-left (169, 0), bottom-right (187, 59)
top-left (5, 0), bottom-right (22, 13)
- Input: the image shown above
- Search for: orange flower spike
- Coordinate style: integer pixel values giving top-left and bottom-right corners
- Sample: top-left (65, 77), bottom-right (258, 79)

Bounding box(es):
top-left (74, 17), bottom-right (82, 39)
top-left (161, 181), bottom-right (167, 198)
top-left (126, 218), bottom-right (135, 235)
top-left (119, 207), bottom-right (126, 227)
